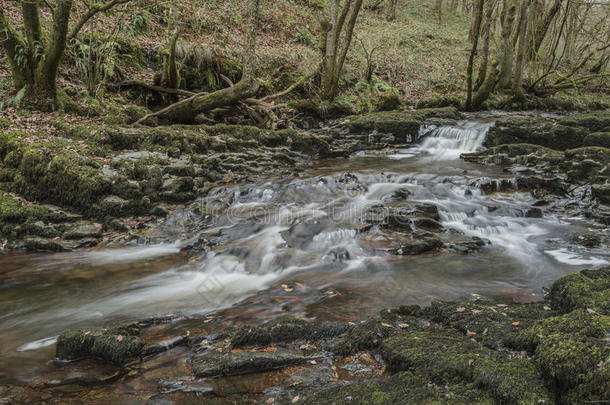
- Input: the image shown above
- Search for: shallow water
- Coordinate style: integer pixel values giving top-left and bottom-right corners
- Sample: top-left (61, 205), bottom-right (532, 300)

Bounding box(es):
top-left (1, 119), bottom-right (608, 384)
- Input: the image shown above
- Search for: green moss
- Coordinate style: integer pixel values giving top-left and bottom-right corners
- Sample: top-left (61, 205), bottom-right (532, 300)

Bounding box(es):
top-left (302, 371), bottom-right (495, 405)
top-left (331, 318), bottom-right (399, 356)
top-left (90, 334), bottom-right (144, 365)
top-left (547, 267), bottom-right (610, 315)
top-left (380, 330), bottom-right (551, 404)
top-left (583, 132), bottom-right (610, 148)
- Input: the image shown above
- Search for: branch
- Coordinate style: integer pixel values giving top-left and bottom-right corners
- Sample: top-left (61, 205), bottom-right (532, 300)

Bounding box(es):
top-left (114, 80), bottom-right (197, 97)
top-left (69, 0), bottom-right (131, 40)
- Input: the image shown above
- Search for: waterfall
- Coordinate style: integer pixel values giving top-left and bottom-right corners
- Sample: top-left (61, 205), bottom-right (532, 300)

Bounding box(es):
top-left (416, 121), bottom-right (493, 159)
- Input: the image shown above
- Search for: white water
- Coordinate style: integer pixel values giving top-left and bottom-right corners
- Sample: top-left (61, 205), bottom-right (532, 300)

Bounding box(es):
top-left (2, 120), bottom-right (607, 366)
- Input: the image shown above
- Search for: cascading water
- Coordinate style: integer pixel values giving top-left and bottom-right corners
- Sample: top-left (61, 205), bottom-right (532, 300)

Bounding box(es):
top-left (1, 120), bottom-right (608, 383)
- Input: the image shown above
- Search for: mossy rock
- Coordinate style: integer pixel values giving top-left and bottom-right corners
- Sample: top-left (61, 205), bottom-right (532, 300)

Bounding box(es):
top-left (547, 266), bottom-right (610, 315)
top-left (191, 350), bottom-right (310, 378)
top-left (302, 371), bottom-right (495, 405)
top-left (422, 300), bottom-right (556, 350)
top-left (380, 330), bottom-right (551, 404)
top-left (230, 319), bottom-right (349, 348)
top-left (331, 318), bottom-right (399, 356)
top-left (56, 323), bottom-right (142, 365)
top-left (583, 132), bottom-right (610, 148)
top-left (416, 94), bottom-right (463, 110)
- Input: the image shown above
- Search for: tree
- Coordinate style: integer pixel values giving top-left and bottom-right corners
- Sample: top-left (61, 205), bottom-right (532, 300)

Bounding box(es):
top-left (466, 0), bottom-right (485, 110)
top-left (318, 0), bottom-right (365, 100)
top-left (0, 0), bottom-right (131, 111)
top-left (143, 0), bottom-right (261, 123)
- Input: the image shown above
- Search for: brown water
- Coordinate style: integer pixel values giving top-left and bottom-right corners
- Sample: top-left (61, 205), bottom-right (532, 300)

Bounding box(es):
top-left (1, 120), bottom-right (608, 389)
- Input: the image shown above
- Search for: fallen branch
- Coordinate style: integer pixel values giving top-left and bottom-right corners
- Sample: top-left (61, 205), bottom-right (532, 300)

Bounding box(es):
top-left (115, 80), bottom-right (196, 97)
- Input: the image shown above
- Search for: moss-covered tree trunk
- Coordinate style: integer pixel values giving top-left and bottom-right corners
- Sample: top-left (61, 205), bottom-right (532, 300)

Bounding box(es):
top-left (498, 0), bottom-right (517, 89)
top-left (466, 0), bottom-right (485, 110)
top-left (511, 0), bottom-right (532, 100)
top-left (1, 0), bottom-right (128, 111)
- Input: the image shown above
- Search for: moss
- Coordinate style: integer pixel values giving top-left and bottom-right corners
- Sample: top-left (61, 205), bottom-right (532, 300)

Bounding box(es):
top-left (331, 318), bottom-right (399, 356)
top-left (547, 267), bottom-right (610, 315)
top-left (416, 94), bottom-right (463, 109)
top-left (90, 334), bottom-right (144, 365)
top-left (303, 371), bottom-right (495, 405)
top-left (191, 350), bottom-right (308, 378)
top-left (230, 319), bottom-right (349, 348)
top-left (583, 132), bottom-right (610, 148)
top-left (380, 330), bottom-right (551, 404)
top-left (422, 300), bottom-right (555, 350)
top-left (55, 329), bottom-right (103, 361)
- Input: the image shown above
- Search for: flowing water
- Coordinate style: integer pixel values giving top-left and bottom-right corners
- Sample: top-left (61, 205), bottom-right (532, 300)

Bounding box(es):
top-left (1, 119), bottom-right (608, 384)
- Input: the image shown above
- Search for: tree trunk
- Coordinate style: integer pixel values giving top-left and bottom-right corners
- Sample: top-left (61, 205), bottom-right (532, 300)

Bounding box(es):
top-left (498, 0), bottom-right (517, 88)
top-left (529, 0), bottom-right (562, 58)
top-left (161, 28), bottom-right (181, 90)
top-left (33, 0), bottom-right (73, 111)
top-left (0, 7), bottom-right (32, 89)
top-left (466, 0), bottom-right (485, 110)
top-left (473, 60), bottom-right (499, 108)
top-left (154, 0), bottom-right (260, 122)
top-left (474, 0), bottom-right (495, 92)
top-left (511, 0), bottom-right (532, 100)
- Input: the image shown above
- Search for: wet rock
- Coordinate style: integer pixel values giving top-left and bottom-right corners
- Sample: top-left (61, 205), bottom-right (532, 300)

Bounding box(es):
top-left (142, 335), bottom-right (189, 356)
top-left (446, 236), bottom-right (488, 254)
top-left (22, 237), bottom-right (66, 252)
top-left (56, 323), bottom-right (143, 365)
top-left (230, 319), bottom-right (349, 348)
top-left (592, 183), bottom-right (610, 204)
top-left (63, 222), bottom-right (103, 240)
top-left (157, 377), bottom-right (213, 394)
top-left (395, 236), bottom-right (443, 255)
top-left (190, 349), bottom-right (312, 378)
top-left (22, 221), bottom-right (60, 238)
top-left (281, 221), bottom-right (328, 248)
top-left (382, 187), bottom-right (411, 202)
top-left (570, 232), bottom-right (602, 248)
top-left (524, 207), bottom-right (543, 218)
top-left (263, 364), bottom-right (337, 405)
top-left (324, 248), bottom-right (350, 263)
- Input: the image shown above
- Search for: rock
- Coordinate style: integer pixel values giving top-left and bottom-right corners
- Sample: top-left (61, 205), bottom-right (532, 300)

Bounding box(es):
top-left (324, 248), bottom-right (351, 263)
top-left (56, 323), bottom-right (143, 365)
top-left (570, 232), bottom-right (602, 248)
top-left (63, 222), bottom-right (103, 240)
top-left (380, 329), bottom-right (551, 404)
top-left (157, 377), bottom-right (213, 394)
top-left (331, 318), bottom-right (399, 356)
top-left (230, 319), bottom-right (349, 348)
top-left (395, 237), bottom-right (443, 255)
top-left (592, 183), bottom-right (610, 204)
top-left (190, 349), bottom-right (312, 378)
top-left (22, 237), bottom-right (66, 252)
top-left (525, 207), bottom-right (543, 218)
top-left (547, 266), bottom-right (610, 315)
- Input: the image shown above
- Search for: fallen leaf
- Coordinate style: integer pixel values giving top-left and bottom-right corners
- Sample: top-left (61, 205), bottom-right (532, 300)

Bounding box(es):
top-left (471, 309), bottom-right (482, 314)
top-left (398, 323), bottom-right (409, 329)
top-left (543, 305), bottom-right (551, 310)
top-left (381, 322), bottom-right (395, 328)
top-left (512, 321), bottom-right (520, 327)
top-left (116, 335), bottom-right (124, 342)
top-left (290, 380), bottom-right (303, 387)
top-left (471, 293), bottom-right (481, 297)
top-left (266, 398), bottom-right (275, 404)
top-left (466, 330), bottom-right (477, 336)
top-left (329, 377), bottom-right (338, 382)
top-left (231, 349), bottom-right (243, 354)
top-left (482, 328), bottom-right (488, 335)
top-left (456, 307), bottom-right (466, 313)
top-left (468, 359), bottom-right (475, 366)
top-left (586, 308), bottom-right (601, 315)
top-left (309, 360), bottom-right (317, 365)
top-left (266, 347), bottom-right (278, 352)
top-left (345, 396), bottom-right (353, 401)
top-left (497, 304), bottom-right (508, 308)
top-left (292, 395), bottom-right (300, 403)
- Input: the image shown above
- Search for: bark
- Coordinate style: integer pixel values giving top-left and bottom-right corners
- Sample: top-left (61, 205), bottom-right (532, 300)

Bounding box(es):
top-left (529, 0), bottom-right (562, 58)
top-left (511, 0), bottom-right (532, 100)
top-left (161, 28), bottom-right (181, 90)
top-left (474, 0), bottom-right (495, 92)
top-left (498, 0), bottom-right (517, 88)
top-left (472, 60), bottom-right (500, 108)
top-left (0, 7), bottom-right (31, 89)
top-left (466, 0), bottom-right (485, 110)
top-left (34, 0), bottom-right (73, 111)
top-left (69, 0), bottom-right (131, 40)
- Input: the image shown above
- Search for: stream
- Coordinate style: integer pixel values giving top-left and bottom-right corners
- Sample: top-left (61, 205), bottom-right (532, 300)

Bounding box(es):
top-left (1, 118), bottom-right (608, 388)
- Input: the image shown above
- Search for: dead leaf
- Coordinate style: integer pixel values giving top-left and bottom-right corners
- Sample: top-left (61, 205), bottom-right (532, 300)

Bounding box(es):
top-left (456, 307), bottom-right (466, 313)
top-left (543, 305), bottom-right (551, 310)
top-left (116, 335), bottom-right (124, 342)
top-left (381, 323), bottom-right (395, 328)
top-left (512, 321), bottom-right (520, 327)
top-left (309, 360), bottom-right (317, 365)
top-left (398, 323), bottom-right (409, 329)
top-left (291, 395), bottom-right (299, 403)
top-left (468, 359), bottom-right (475, 366)
top-left (466, 330), bottom-right (477, 336)
top-left (586, 308), bottom-right (601, 315)
top-left (231, 349), bottom-right (243, 354)
top-left (266, 398), bottom-right (275, 404)
top-left (471, 309), bottom-right (482, 314)
top-left (266, 347), bottom-right (278, 352)
top-left (482, 328), bottom-right (488, 335)
top-left (497, 304), bottom-right (508, 308)
top-left (290, 380), bottom-right (303, 387)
